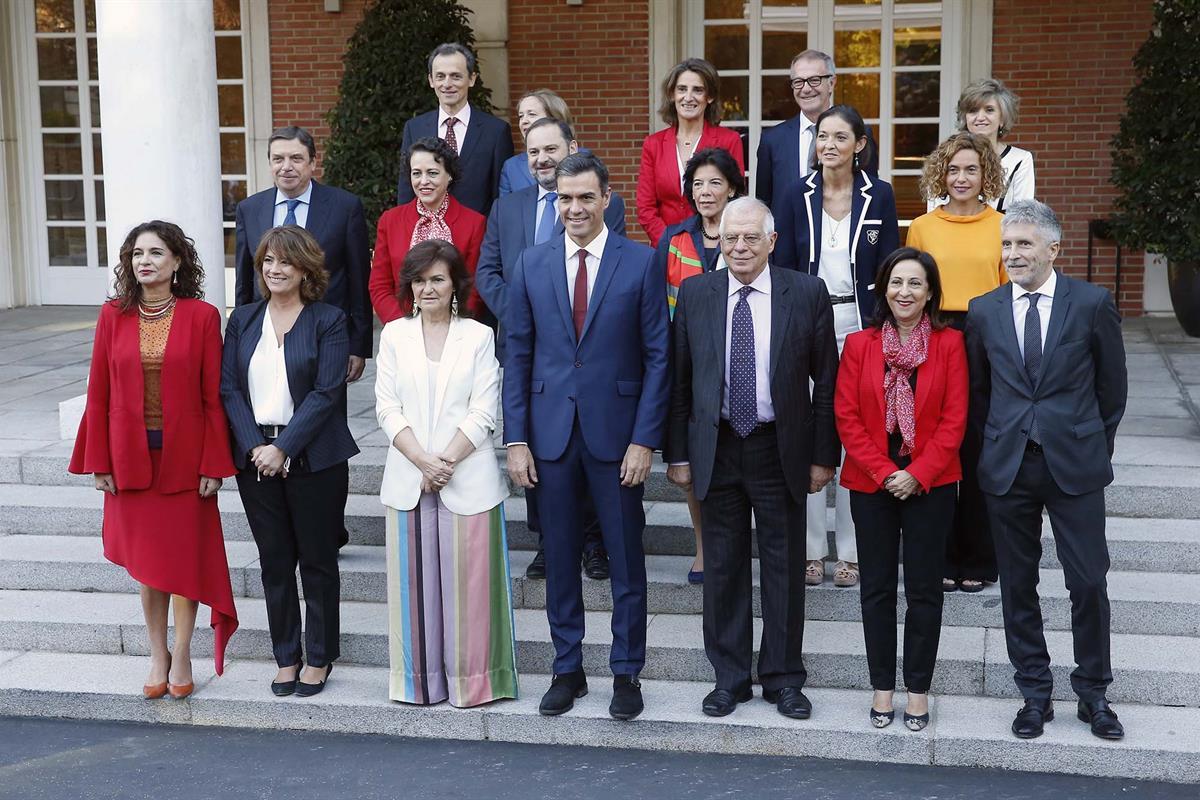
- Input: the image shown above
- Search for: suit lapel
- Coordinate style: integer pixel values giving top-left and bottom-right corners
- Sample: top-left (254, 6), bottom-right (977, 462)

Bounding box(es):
top-left (113, 307), bottom-right (145, 418)
top-left (520, 188), bottom-right (538, 246)
top-left (579, 234), bottom-right (619, 345)
top-left (802, 172), bottom-right (820, 273)
top-left (433, 319), bottom-right (466, 422)
top-left (281, 304), bottom-right (314, 408)
top-left (304, 181), bottom-right (331, 243)
top-left (849, 172), bottom-right (872, 265)
top-left (866, 328), bottom-right (887, 424)
top-left (767, 268), bottom-right (791, 384)
top-left (1037, 272), bottom-right (1071, 389)
top-left (993, 284), bottom-right (1033, 392)
top-left (547, 238), bottom-right (574, 344)
top-left (706, 275), bottom-right (728, 403)
top-left (457, 112), bottom-right (481, 163)
top-left (913, 327), bottom-right (932, 420)
top-left (782, 116), bottom-right (801, 183)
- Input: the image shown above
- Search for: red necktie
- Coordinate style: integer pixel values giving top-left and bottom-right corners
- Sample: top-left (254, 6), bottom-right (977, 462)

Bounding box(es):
top-left (444, 117), bottom-right (459, 154)
top-left (573, 249), bottom-right (588, 339)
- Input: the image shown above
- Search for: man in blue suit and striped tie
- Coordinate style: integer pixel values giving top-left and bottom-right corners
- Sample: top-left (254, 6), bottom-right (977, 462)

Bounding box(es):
top-left (504, 153), bottom-right (669, 722)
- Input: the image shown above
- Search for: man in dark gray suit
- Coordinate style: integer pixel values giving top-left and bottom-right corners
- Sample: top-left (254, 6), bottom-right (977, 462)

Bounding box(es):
top-left (965, 200), bottom-right (1128, 741)
top-left (665, 197), bottom-right (839, 720)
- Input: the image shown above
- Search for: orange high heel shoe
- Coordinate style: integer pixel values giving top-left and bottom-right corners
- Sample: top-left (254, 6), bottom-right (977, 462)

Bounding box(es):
top-left (167, 656), bottom-right (194, 699)
top-left (143, 654), bottom-right (171, 699)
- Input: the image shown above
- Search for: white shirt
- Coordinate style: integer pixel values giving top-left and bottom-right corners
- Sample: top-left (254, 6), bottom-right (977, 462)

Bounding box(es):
top-left (818, 210), bottom-right (854, 296)
top-left (722, 267), bottom-right (775, 423)
top-left (1012, 269), bottom-right (1057, 360)
top-left (248, 307), bottom-right (294, 425)
top-left (272, 181), bottom-right (313, 228)
top-left (438, 103), bottom-right (472, 151)
top-left (798, 115), bottom-right (817, 178)
top-left (565, 224), bottom-right (609, 309)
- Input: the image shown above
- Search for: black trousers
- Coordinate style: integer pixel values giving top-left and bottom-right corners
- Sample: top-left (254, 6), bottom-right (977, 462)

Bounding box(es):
top-left (700, 422), bottom-right (807, 693)
top-left (236, 461), bottom-right (348, 668)
top-left (943, 311), bottom-right (997, 582)
top-left (985, 447), bottom-right (1113, 703)
top-left (850, 484), bottom-right (955, 692)
top-left (528, 484), bottom-right (604, 555)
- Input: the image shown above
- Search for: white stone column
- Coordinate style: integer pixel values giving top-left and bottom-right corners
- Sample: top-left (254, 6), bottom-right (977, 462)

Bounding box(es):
top-left (95, 0), bottom-right (225, 307)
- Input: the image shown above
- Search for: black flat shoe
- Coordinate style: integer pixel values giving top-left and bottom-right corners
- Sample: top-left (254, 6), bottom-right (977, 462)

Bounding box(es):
top-left (869, 707), bottom-right (894, 728)
top-left (609, 675), bottom-right (643, 720)
top-left (525, 550), bottom-right (547, 579)
top-left (1077, 699), bottom-right (1124, 740)
top-left (958, 579), bottom-right (985, 593)
top-left (1012, 698), bottom-right (1053, 739)
top-left (270, 662), bottom-right (302, 697)
top-left (539, 670), bottom-right (587, 716)
top-left (942, 578), bottom-right (959, 592)
top-left (903, 711), bottom-right (930, 731)
top-left (763, 686), bottom-right (812, 720)
top-left (703, 686), bottom-right (752, 717)
top-left (295, 663), bottom-right (332, 698)
top-left (583, 547), bottom-right (610, 581)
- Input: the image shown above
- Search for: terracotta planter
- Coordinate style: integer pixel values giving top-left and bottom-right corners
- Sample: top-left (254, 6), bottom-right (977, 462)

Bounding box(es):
top-left (1168, 259), bottom-right (1200, 338)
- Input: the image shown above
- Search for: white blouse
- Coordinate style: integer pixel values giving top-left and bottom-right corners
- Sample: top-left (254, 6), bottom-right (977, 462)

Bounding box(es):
top-left (818, 209), bottom-right (854, 296)
top-left (248, 307), bottom-right (294, 426)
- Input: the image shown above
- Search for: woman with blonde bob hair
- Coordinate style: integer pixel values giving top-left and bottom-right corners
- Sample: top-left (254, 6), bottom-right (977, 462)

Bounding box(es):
top-left (499, 88), bottom-right (577, 195)
top-left (907, 133), bottom-right (1005, 595)
top-left (956, 78), bottom-right (1035, 212)
top-left (221, 224), bottom-right (359, 699)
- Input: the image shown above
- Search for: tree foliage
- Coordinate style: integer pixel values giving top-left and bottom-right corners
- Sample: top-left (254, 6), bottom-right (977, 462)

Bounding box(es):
top-left (322, 0), bottom-right (493, 242)
top-left (1110, 0), bottom-right (1200, 262)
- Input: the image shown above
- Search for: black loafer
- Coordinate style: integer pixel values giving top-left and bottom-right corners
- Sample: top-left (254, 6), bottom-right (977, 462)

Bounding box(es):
top-left (1077, 699), bottom-right (1124, 740)
top-left (703, 686), bottom-right (752, 717)
top-left (539, 670), bottom-right (587, 716)
top-left (610, 675), bottom-right (643, 720)
top-left (763, 686), bottom-right (812, 719)
top-left (1012, 698), bottom-right (1053, 739)
top-left (583, 547), bottom-right (610, 581)
top-left (525, 549), bottom-right (547, 579)
top-left (295, 663), bottom-right (332, 698)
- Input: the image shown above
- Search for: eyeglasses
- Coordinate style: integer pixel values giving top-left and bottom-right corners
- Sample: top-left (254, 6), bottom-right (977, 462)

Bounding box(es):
top-left (721, 233), bottom-right (765, 247)
top-left (790, 75), bottom-right (832, 90)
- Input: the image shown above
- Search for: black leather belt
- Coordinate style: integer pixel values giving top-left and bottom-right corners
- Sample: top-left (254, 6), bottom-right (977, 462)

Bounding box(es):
top-left (1025, 439), bottom-right (1043, 453)
top-left (830, 294), bottom-right (856, 305)
top-left (258, 424), bottom-right (287, 440)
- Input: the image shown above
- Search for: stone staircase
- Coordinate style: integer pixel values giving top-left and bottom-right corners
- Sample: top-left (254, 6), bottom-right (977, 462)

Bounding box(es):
top-left (1, 309), bottom-right (1199, 784)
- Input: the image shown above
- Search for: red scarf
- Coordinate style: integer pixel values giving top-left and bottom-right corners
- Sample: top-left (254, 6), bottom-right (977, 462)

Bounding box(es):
top-left (882, 314), bottom-right (931, 456)
top-left (410, 195), bottom-right (453, 247)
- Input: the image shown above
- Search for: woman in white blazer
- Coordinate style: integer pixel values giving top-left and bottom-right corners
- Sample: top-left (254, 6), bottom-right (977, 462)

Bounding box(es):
top-left (374, 239), bottom-right (516, 708)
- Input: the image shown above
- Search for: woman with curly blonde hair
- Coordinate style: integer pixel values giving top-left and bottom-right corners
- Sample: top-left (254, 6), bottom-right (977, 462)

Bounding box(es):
top-left (906, 132), bottom-right (1005, 595)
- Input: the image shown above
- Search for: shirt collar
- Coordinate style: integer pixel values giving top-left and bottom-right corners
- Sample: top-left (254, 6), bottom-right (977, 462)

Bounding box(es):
top-left (274, 180), bottom-right (313, 207)
top-left (728, 265), bottom-right (771, 297)
top-left (1012, 268), bottom-right (1058, 302)
top-left (538, 184), bottom-right (556, 201)
top-left (438, 103), bottom-right (472, 131)
top-left (567, 224), bottom-right (609, 262)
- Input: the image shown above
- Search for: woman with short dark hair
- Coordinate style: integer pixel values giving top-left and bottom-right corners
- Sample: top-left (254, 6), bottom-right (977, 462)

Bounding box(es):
top-left (370, 137), bottom-right (486, 322)
top-left (221, 225), bottom-right (359, 698)
top-left (637, 58), bottom-right (746, 247)
top-left (375, 239), bottom-right (517, 707)
top-left (70, 220), bottom-right (239, 699)
top-left (835, 246), bottom-right (967, 732)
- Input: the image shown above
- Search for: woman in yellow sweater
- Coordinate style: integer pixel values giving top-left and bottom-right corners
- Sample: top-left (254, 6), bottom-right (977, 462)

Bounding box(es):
top-left (907, 132), bottom-right (1005, 594)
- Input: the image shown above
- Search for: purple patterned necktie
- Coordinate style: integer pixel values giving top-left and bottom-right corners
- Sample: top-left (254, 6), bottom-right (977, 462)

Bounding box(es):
top-left (729, 285), bottom-right (757, 438)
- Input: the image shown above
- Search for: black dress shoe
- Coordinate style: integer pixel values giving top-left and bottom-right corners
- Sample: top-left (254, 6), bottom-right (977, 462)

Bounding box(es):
top-left (270, 662), bottom-right (302, 697)
top-left (295, 663), bottom-right (332, 698)
top-left (583, 547), bottom-right (610, 580)
top-left (1012, 698), bottom-right (1054, 739)
top-left (763, 686), bottom-right (812, 719)
top-left (1077, 699), bottom-right (1124, 740)
top-left (610, 675), bottom-right (643, 720)
top-left (525, 549), bottom-right (547, 579)
top-left (702, 686), bottom-right (752, 717)
top-left (539, 670), bottom-right (587, 716)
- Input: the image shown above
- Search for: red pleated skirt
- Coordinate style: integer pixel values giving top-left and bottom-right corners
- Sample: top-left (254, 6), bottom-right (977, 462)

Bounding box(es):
top-left (101, 449), bottom-right (239, 674)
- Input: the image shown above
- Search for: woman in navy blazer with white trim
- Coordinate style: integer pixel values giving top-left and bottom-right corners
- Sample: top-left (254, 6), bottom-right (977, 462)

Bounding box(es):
top-left (221, 225), bottom-right (359, 699)
top-left (773, 105), bottom-right (900, 591)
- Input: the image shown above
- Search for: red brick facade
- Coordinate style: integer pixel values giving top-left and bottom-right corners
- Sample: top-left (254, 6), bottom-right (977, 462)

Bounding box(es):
top-left (265, 0), bottom-right (1153, 314)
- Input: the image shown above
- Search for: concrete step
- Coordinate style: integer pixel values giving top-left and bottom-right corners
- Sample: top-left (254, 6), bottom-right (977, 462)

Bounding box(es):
top-left (0, 650), bottom-right (1196, 784)
top-left (4, 535), bottom-right (1200, 637)
top-left (4, 589), bottom-right (1198, 707)
top-left (4, 483), bottom-right (1199, 571)
top-left (15, 442), bottom-right (1200, 513)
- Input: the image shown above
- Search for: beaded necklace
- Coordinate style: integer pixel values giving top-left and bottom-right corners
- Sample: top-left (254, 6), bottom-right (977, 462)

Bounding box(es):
top-left (139, 294), bottom-right (176, 321)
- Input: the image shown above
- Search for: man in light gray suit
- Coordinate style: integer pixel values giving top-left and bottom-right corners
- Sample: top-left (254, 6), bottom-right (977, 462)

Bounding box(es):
top-left (965, 200), bottom-right (1127, 742)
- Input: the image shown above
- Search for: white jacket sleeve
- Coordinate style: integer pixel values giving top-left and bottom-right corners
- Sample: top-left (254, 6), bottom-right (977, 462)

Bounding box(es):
top-left (375, 327), bottom-right (412, 444)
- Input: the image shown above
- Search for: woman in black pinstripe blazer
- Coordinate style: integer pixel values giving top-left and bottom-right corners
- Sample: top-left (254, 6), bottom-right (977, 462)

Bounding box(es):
top-left (220, 225), bottom-right (359, 698)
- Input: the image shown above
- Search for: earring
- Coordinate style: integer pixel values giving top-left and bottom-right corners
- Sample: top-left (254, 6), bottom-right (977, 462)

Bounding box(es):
top-left (172, 271), bottom-right (179, 285)
top-left (853, 153), bottom-right (860, 169)
top-left (450, 295), bottom-right (460, 317)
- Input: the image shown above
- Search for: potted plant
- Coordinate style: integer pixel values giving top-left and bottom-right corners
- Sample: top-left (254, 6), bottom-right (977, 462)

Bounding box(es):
top-left (1110, 0), bottom-right (1200, 336)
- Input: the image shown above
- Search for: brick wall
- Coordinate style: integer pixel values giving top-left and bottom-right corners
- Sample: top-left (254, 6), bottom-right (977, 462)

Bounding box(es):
top-left (507, 0), bottom-right (651, 240)
top-left (991, 1), bottom-right (1153, 315)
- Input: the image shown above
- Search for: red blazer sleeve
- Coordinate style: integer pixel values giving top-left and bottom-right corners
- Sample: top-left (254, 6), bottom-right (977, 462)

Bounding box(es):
top-left (197, 304), bottom-right (237, 480)
top-left (69, 303), bottom-right (115, 476)
top-left (905, 328), bottom-right (968, 491)
top-left (636, 132), bottom-right (667, 247)
top-left (834, 330), bottom-right (898, 489)
top-left (455, 206), bottom-right (486, 316)
top-left (370, 205), bottom-right (414, 324)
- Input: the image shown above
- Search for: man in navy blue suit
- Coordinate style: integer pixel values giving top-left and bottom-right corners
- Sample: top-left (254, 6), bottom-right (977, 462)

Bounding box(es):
top-left (755, 50), bottom-right (877, 213)
top-left (477, 118), bottom-right (627, 581)
top-left (504, 153), bottom-right (669, 722)
top-left (396, 43), bottom-right (513, 217)
top-left (234, 126), bottom-right (371, 381)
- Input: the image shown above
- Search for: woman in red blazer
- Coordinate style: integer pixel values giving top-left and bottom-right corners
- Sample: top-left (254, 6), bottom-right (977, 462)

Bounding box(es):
top-left (636, 58), bottom-right (745, 247)
top-left (69, 220), bottom-right (238, 699)
top-left (371, 137), bottom-right (486, 323)
top-left (835, 246), bottom-right (967, 733)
